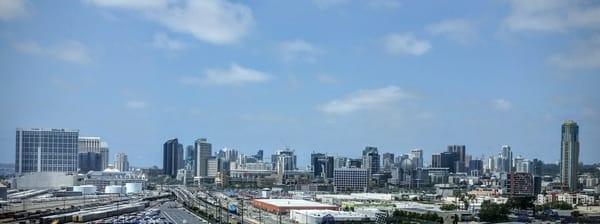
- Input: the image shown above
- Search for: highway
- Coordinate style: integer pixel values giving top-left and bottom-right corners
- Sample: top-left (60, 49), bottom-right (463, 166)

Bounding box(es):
top-left (161, 201), bottom-right (208, 224)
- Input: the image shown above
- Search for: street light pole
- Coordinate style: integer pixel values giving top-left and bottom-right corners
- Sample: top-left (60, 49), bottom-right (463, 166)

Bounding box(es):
top-left (240, 198), bottom-right (244, 224)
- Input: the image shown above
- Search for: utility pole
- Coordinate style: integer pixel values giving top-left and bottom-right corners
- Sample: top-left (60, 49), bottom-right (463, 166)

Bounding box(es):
top-left (240, 197), bottom-right (244, 224)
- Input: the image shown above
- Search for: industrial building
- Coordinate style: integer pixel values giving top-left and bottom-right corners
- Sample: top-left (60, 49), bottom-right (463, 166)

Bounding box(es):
top-left (251, 199), bottom-right (338, 214)
top-left (289, 210), bottom-right (375, 224)
top-left (15, 172), bottom-right (78, 189)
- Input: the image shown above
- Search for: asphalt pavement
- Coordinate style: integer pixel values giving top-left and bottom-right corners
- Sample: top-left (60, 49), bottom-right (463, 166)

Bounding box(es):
top-left (162, 202), bottom-right (208, 224)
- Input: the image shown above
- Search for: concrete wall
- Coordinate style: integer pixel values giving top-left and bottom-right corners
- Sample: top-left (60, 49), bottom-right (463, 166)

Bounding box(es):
top-left (15, 172), bottom-right (77, 189)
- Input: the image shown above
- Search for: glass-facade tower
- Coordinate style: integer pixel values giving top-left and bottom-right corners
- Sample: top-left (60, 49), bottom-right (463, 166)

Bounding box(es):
top-left (15, 128), bottom-right (79, 174)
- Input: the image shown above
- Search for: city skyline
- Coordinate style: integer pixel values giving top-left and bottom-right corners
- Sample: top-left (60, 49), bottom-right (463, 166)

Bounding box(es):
top-left (2, 1), bottom-right (599, 167)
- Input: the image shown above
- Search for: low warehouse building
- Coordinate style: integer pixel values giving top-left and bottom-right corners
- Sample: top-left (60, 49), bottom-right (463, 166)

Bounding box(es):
top-left (252, 199), bottom-right (338, 214)
top-left (290, 210), bottom-right (375, 224)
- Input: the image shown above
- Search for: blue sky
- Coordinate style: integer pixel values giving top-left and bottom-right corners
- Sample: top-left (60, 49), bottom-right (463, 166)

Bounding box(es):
top-left (1, 0), bottom-right (599, 167)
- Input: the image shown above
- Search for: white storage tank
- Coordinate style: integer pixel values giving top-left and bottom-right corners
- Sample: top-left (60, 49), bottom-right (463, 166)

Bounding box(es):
top-left (125, 183), bottom-right (142, 194)
top-left (104, 185), bottom-right (124, 194)
top-left (73, 185), bottom-right (97, 195)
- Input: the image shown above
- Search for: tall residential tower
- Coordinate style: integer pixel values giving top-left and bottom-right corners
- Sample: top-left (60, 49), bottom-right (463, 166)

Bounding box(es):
top-left (195, 138), bottom-right (212, 177)
top-left (163, 138), bottom-right (183, 177)
top-left (561, 120), bottom-right (579, 192)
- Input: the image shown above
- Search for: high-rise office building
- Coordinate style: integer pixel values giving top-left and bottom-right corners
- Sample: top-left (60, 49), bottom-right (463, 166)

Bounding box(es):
top-left (347, 158), bottom-right (362, 168)
top-left (15, 128), bottom-right (79, 174)
top-left (431, 153), bottom-right (441, 168)
top-left (334, 157), bottom-right (348, 169)
top-left (163, 138), bottom-right (183, 177)
top-left (311, 153), bottom-right (334, 178)
top-left (448, 145), bottom-right (466, 172)
top-left (221, 148), bottom-right (238, 162)
top-left (362, 146), bottom-right (380, 177)
top-left (382, 153), bottom-right (395, 172)
top-left (207, 157), bottom-right (219, 177)
top-left (114, 153), bottom-right (129, 172)
top-left (486, 156), bottom-right (496, 173)
top-left (78, 152), bottom-right (102, 173)
top-left (532, 158), bottom-right (543, 177)
top-left (195, 138), bottom-right (212, 177)
top-left (273, 148), bottom-right (297, 174)
top-left (410, 149), bottom-right (424, 168)
top-left (500, 145), bottom-right (513, 172)
top-left (561, 120), bottom-right (579, 192)
top-left (253, 149), bottom-right (264, 161)
top-left (440, 152), bottom-right (458, 173)
top-left (468, 159), bottom-right (483, 176)
top-left (185, 145), bottom-right (197, 175)
top-left (333, 168), bottom-right (368, 192)
top-left (78, 137), bottom-right (109, 170)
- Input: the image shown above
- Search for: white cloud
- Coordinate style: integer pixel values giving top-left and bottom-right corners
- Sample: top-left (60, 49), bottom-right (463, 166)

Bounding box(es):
top-left (426, 19), bottom-right (477, 44)
top-left (201, 64), bottom-right (270, 86)
top-left (547, 36), bottom-right (600, 70)
top-left (86, 0), bottom-right (254, 45)
top-left (0, 0), bottom-right (28, 20)
top-left (152, 32), bottom-right (185, 51)
top-left (383, 33), bottom-right (431, 56)
top-left (491, 98), bottom-right (512, 111)
top-left (278, 39), bottom-right (322, 62)
top-left (52, 41), bottom-right (92, 64)
top-left (126, 100), bottom-right (148, 109)
top-left (504, 0), bottom-right (600, 32)
top-left (319, 86), bottom-right (414, 115)
top-left (13, 41), bottom-right (91, 64)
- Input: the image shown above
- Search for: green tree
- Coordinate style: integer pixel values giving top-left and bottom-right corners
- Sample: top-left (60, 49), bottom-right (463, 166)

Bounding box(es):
top-left (479, 201), bottom-right (509, 223)
top-left (440, 204), bottom-right (458, 211)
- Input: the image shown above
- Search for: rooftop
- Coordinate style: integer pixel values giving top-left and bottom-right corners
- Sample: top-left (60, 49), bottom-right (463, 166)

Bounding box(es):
top-left (291, 210), bottom-right (373, 218)
top-left (254, 199), bottom-right (337, 208)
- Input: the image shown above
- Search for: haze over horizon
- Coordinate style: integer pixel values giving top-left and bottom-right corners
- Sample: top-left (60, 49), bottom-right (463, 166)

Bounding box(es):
top-left (1, 0), bottom-right (599, 167)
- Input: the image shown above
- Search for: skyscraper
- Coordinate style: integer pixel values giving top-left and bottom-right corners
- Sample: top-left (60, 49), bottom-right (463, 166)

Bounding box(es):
top-left (561, 120), bottom-right (579, 192)
top-left (163, 138), bottom-right (183, 177)
top-left (440, 152), bottom-right (458, 173)
top-left (448, 145), bottom-right (466, 172)
top-left (431, 153), bottom-right (441, 168)
top-left (15, 128), bottom-right (79, 174)
top-left (114, 153), bottom-right (129, 172)
top-left (78, 137), bottom-right (109, 170)
top-left (78, 152), bottom-right (102, 173)
top-left (410, 149), bottom-right (424, 168)
top-left (274, 148), bottom-right (297, 174)
top-left (382, 152), bottom-right (395, 172)
top-left (362, 146), bottom-right (380, 177)
top-left (500, 145), bottom-right (513, 173)
top-left (253, 149), bottom-right (264, 161)
top-left (311, 153), bottom-right (334, 178)
top-left (185, 145), bottom-right (197, 175)
top-left (195, 138), bottom-right (212, 177)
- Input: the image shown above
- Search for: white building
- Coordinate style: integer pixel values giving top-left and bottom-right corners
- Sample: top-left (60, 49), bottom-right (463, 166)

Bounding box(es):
top-left (290, 210), bottom-right (375, 224)
top-left (207, 157), bottom-right (219, 177)
top-left (114, 153), bottom-right (129, 172)
top-left (15, 172), bottom-right (78, 189)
